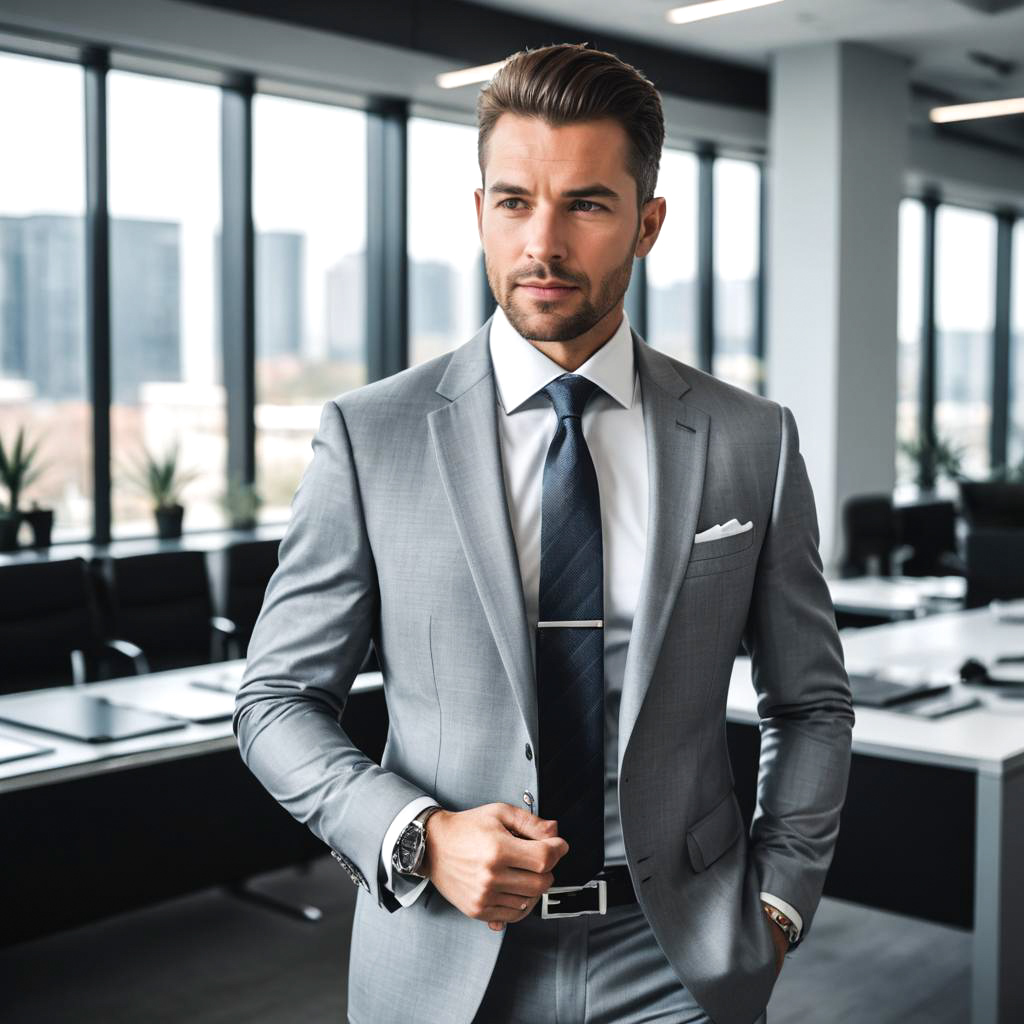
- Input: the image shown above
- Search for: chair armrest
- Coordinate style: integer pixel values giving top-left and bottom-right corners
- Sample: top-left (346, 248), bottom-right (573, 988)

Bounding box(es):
top-left (210, 616), bottom-right (241, 660)
top-left (104, 638), bottom-right (150, 676)
top-left (891, 544), bottom-right (915, 575)
top-left (210, 616), bottom-right (237, 636)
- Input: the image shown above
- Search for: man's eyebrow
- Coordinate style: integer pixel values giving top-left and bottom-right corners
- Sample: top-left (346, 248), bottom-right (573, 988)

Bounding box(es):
top-left (487, 181), bottom-right (621, 200)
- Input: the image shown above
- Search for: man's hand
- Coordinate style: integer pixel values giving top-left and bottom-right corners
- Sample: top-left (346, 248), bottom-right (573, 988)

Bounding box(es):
top-left (762, 906), bottom-right (789, 977)
top-left (422, 803), bottom-right (569, 931)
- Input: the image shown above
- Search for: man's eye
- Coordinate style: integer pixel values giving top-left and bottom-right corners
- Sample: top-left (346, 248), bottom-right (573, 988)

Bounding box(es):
top-left (571, 200), bottom-right (604, 212)
top-left (498, 198), bottom-right (524, 210)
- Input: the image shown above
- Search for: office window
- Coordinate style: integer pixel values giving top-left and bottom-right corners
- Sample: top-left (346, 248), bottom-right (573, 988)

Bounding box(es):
top-left (0, 52), bottom-right (90, 541)
top-left (1011, 220), bottom-right (1024, 470)
top-left (107, 71), bottom-right (225, 537)
top-left (645, 148), bottom-right (698, 364)
top-left (712, 158), bottom-right (761, 393)
top-left (934, 205), bottom-right (996, 480)
top-left (408, 117), bottom-right (483, 366)
top-left (896, 199), bottom-right (925, 485)
top-left (252, 95), bottom-right (368, 522)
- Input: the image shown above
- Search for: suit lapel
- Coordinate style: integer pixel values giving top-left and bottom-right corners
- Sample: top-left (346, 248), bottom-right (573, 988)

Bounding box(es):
top-left (427, 316), bottom-right (538, 751)
top-left (618, 332), bottom-right (710, 772)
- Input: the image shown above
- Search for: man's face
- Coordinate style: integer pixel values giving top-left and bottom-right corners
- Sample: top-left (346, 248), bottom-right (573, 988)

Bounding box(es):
top-left (475, 114), bottom-right (663, 344)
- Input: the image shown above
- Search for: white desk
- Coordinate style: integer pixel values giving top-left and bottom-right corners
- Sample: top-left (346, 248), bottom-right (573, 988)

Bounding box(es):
top-left (0, 661), bottom-right (383, 795)
top-left (827, 574), bottom-right (967, 621)
top-left (730, 606), bottom-right (1024, 1024)
top-left (4, 615), bottom-right (1021, 1021)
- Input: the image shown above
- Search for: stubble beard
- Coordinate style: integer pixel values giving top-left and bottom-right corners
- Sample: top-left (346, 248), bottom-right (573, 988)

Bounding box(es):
top-left (486, 236), bottom-right (637, 344)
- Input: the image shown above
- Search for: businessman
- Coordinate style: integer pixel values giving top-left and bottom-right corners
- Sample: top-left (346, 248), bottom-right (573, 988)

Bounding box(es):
top-left (233, 42), bottom-right (854, 1024)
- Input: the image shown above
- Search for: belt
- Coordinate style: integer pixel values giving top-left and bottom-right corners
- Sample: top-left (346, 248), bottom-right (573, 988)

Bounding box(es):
top-left (530, 864), bottom-right (637, 919)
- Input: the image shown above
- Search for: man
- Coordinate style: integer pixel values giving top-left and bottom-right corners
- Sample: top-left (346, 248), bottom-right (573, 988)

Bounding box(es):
top-left (233, 42), bottom-right (854, 1024)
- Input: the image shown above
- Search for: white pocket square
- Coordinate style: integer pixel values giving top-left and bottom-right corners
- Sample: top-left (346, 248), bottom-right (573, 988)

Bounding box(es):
top-left (694, 519), bottom-right (753, 544)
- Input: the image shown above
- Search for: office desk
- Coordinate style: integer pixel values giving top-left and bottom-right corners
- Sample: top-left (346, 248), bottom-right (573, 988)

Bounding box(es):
top-left (4, 616), bottom-right (1021, 1022)
top-left (729, 606), bottom-right (1024, 1024)
top-left (0, 662), bottom-right (386, 945)
top-left (827, 574), bottom-right (967, 622)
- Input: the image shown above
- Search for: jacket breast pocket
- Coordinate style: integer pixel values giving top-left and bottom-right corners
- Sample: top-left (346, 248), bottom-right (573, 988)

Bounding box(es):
top-left (684, 527), bottom-right (757, 579)
top-left (686, 790), bottom-right (743, 872)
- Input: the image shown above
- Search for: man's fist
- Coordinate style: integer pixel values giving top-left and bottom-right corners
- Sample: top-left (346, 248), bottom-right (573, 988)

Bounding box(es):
top-left (422, 802), bottom-right (569, 930)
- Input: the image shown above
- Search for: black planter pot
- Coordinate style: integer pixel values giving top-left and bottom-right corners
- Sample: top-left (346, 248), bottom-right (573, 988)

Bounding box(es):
top-left (155, 503), bottom-right (185, 539)
top-left (23, 507), bottom-right (54, 549)
top-left (0, 513), bottom-right (19, 552)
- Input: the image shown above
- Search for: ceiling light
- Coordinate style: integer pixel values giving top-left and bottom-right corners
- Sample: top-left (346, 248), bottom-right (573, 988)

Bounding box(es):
top-left (665, 0), bottom-right (785, 25)
top-left (436, 60), bottom-right (508, 90)
top-left (929, 96), bottom-right (1024, 123)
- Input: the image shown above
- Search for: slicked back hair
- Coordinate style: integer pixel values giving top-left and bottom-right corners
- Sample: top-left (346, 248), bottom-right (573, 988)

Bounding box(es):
top-left (476, 42), bottom-right (665, 213)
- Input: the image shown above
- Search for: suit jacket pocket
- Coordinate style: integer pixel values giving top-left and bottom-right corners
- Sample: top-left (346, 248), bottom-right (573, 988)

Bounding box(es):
top-left (688, 526), bottom-right (755, 562)
top-left (686, 790), bottom-right (743, 872)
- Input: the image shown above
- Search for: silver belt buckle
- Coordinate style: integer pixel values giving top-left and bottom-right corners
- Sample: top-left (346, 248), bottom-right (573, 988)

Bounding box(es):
top-left (540, 880), bottom-right (607, 919)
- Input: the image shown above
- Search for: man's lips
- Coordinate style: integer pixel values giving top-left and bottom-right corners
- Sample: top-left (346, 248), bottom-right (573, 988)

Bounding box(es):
top-left (517, 283), bottom-right (578, 300)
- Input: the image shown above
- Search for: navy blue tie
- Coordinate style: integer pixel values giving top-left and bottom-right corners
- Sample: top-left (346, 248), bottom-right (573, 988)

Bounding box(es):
top-left (536, 373), bottom-right (605, 886)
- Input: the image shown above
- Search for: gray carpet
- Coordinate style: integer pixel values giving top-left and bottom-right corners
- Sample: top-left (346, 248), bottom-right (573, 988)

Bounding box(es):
top-left (1, 856), bottom-right (970, 1023)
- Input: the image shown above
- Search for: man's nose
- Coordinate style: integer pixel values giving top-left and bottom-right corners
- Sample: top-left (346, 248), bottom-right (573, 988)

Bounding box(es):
top-left (524, 206), bottom-right (568, 266)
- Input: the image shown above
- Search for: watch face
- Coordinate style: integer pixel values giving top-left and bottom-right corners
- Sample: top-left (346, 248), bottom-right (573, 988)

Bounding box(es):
top-left (398, 825), bottom-right (422, 871)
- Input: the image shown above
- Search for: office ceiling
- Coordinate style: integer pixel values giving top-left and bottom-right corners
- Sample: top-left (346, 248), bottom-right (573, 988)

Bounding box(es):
top-left (469, 0), bottom-right (1024, 104)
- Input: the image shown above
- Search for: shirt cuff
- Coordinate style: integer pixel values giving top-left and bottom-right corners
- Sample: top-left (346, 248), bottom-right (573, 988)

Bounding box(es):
top-left (381, 795), bottom-right (441, 900)
top-left (760, 891), bottom-right (803, 940)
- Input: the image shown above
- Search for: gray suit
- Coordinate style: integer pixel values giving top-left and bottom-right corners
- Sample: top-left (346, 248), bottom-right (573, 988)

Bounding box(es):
top-left (233, 314), bottom-right (854, 1024)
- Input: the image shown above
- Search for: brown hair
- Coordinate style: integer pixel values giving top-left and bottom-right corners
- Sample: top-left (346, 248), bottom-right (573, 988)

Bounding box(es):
top-left (476, 42), bottom-right (665, 211)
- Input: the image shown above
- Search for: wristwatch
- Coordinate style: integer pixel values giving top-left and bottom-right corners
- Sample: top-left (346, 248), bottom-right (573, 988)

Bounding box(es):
top-left (392, 805), bottom-right (442, 879)
top-left (761, 902), bottom-right (799, 945)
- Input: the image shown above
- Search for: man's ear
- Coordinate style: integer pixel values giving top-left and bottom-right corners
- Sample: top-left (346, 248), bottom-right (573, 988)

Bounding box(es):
top-left (634, 196), bottom-right (666, 259)
top-left (474, 187), bottom-right (485, 241)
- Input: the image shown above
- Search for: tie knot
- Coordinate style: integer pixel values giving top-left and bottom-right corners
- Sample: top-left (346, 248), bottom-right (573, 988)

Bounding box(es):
top-left (542, 374), bottom-right (600, 420)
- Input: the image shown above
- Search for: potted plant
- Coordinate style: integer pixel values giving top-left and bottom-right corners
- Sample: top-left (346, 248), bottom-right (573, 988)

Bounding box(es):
top-left (0, 426), bottom-right (50, 551)
top-left (221, 473), bottom-right (263, 530)
top-left (120, 440), bottom-right (201, 539)
top-left (898, 433), bottom-right (966, 491)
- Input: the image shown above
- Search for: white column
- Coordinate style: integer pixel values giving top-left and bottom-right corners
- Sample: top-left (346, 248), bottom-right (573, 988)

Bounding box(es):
top-left (766, 42), bottom-right (908, 571)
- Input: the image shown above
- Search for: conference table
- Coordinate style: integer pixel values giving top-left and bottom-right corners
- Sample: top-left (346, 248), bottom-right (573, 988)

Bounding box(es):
top-left (2, 605), bottom-right (1022, 1022)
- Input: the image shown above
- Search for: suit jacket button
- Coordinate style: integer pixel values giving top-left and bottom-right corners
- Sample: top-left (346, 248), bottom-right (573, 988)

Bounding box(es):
top-left (525, 743), bottom-right (533, 760)
top-left (523, 790), bottom-right (534, 810)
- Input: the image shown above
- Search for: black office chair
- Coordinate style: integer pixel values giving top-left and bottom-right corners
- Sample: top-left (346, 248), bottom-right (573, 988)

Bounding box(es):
top-left (0, 558), bottom-right (145, 693)
top-left (839, 494), bottom-right (898, 578)
top-left (224, 539), bottom-right (279, 656)
top-left (100, 550), bottom-right (238, 673)
top-left (895, 500), bottom-right (965, 577)
top-left (964, 528), bottom-right (1024, 609)
top-left (959, 481), bottom-right (1024, 530)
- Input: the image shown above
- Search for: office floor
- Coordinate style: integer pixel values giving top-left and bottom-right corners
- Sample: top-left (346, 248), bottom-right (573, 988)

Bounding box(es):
top-left (1, 856), bottom-right (970, 1024)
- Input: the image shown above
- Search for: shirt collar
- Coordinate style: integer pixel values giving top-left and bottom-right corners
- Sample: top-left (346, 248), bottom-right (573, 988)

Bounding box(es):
top-left (487, 301), bottom-right (636, 415)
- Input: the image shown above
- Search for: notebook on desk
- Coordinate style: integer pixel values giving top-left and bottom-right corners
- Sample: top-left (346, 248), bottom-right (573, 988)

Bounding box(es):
top-left (110, 687), bottom-right (235, 724)
top-left (847, 672), bottom-right (951, 708)
top-left (0, 691), bottom-right (188, 743)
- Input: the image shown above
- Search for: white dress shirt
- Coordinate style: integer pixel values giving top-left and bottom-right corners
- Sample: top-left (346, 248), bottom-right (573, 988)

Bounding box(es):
top-left (378, 304), bottom-right (802, 939)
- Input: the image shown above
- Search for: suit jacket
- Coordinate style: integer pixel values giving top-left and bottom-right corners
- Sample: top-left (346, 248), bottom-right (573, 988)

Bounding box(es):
top-left (233, 314), bottom-right (854, 1024)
